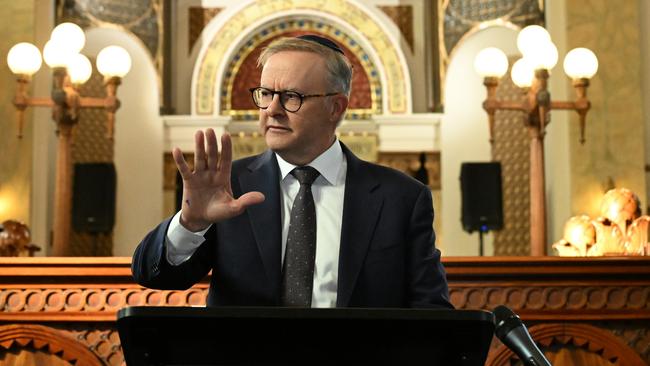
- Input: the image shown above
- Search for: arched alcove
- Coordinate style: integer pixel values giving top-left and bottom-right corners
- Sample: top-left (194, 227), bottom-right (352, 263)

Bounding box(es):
top-left (84, 27), bottom-right (163, 256)
top-left (218, 16), bottom-right (381, 120)
top-left (191, 0), bottom-right (411, 116)
top-left (440, 25), bottom-right (519, 255)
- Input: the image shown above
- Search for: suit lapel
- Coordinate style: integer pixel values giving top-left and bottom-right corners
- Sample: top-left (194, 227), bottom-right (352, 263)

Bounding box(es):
top-left (336, 145), bottom-right (383, 307)
top-left (238, 151), bottom-right (282, 303)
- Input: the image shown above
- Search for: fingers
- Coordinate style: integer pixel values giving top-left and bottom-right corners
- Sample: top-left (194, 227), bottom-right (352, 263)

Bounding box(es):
top-left (205, 128), bottom-right (218, 171)
top-left (172, 147), bottom-right (191, 179)
top-left (194, 130), bottom-right (206, 171)
top-left (218, 133), bottom-right (233, 182)
top-left (230, 192), bottom-right (266, 215)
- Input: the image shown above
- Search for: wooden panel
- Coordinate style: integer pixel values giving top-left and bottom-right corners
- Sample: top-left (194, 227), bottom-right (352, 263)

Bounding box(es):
top-left (0, 256), bottom-right (648, 365)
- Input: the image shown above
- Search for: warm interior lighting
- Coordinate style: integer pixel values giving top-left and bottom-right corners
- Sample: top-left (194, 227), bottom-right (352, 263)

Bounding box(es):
top-left (0, 195), bottom-right (7, 219)
top-left (523, 41), bottom-right (558, 70)
top-left (5, 22), bottom-right (131, 255)
top-left (553, 188), bottom-right (649, 256)
top-left (43, 39), bottom-right (72, 68)
top-left (473, 47), bottom-right (508, 78)
top-left (50, 22), bottom-right (86, 54)
top-left (563, 47), bottom-right (599, 79)
top-left (67, 53), bottom-right (92, 85)
top-left (477, 24), bottom-right (598, 255)
top-left (7, 43), bottom-right (42, 76)
top-left (516, 25), bottom-right (551, 58)
top-left (510, 58), bottom-right (534, 88)
top-left (97, 46), bottom-right (132, 78)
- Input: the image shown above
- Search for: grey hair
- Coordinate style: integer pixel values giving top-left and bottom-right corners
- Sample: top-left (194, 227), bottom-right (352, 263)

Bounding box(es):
top-left (257, 37), bottom-right (353, 97)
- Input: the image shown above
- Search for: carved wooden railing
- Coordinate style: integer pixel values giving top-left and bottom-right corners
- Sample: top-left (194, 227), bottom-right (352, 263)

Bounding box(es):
top-left (0, 257), bottom-right (648, 365)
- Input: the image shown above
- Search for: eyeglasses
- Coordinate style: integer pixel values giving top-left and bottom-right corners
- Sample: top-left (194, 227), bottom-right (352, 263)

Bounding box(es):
top-left (249, 87), bottom-right (338, 113)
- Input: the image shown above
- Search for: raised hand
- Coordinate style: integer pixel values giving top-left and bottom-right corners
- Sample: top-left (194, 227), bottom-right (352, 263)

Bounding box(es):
top-left (173, 129), bottom-right (265, 232)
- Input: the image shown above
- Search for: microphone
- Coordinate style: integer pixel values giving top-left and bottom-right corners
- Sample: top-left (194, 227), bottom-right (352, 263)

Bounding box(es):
top-left (493, 305), bottom-right (552, 366)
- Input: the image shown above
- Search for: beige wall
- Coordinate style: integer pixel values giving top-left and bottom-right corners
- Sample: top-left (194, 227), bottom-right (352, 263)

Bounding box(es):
top-left (0, 2), bottom-right (35, 224)
top-left (567, 0), bottom-right (647, 217)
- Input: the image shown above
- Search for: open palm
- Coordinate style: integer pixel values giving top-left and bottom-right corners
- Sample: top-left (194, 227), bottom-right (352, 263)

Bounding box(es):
top-left (173, 129), bottom-right (265, 232)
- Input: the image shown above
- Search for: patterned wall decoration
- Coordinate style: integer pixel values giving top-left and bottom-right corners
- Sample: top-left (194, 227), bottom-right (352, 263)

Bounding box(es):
top-left (491, 61), bottom-right (530, 256)
top-left (440, 0), bottom-right (543, 105)
top-left (220, 18), bottom-right (380, 121)
top-left (63, 325), bottom-right (128, 366)
top-left (69, 63), bottom-right (114, 256)
top-left (188, 7), bottom-right (222, 55)
top-left (195, 0), bottom-right (409, 115)
top-left (378, 5), bottom-right (414, 52)
top-left (56, 0), bottom-right (164, 103)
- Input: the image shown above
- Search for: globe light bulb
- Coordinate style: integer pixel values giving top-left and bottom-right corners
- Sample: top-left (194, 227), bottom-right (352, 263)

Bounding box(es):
top-left (517, 25), bottom-right (551, 58)
top-left (523, 41), bottom-right (558, 71)
top-left (474, 47), bottom-right (508, 78)
top-left (510, 58), bottom-right (534, 88)
top-left (50, 22), bottom-right (86, 54)
top-left (7, 42), bottom-right (42, 76)
top-left (43, 39), bottom-right (74, 68)
top-left (67, 53), bottom-right (92, 85)
top-left (563, 47), bottom-right (599, 79)
top-left (96, 46), bottom-right (132, 78)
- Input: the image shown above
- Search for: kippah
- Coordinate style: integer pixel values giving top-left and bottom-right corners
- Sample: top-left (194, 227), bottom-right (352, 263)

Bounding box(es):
top-left (297, 34), bottom-right (345, 55)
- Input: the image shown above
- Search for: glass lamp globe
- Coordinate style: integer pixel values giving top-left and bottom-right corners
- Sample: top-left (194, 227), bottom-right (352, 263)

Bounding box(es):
top-left (563, 47), bottom-right (599, 79)
top-left (510, 58), bottom-right (534, 88)
top-left (67, 54), bottom-right (92, 85)
top-left (43, 39), bottom-right (74, 68)
top-left (7, 42), bottom-right (42, 76)
top-left (97, 46), bottom-right (132, 78)
top-left (523, 41), bottom-right (558, 71)
top-left (50, 22), bottom-right (86, 53)
top-left (517, 25), bottom-right (551, 59)
top-left (474, 47), bottom-right (508, 78)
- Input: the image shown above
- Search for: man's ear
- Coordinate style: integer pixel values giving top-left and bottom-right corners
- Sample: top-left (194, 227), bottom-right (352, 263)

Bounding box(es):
top-left (330, 94), bottom-right (349, 122)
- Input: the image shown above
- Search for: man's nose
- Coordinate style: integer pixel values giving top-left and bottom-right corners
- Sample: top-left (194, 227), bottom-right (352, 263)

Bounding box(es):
top-left (265, 94), bottom-right (285, 116)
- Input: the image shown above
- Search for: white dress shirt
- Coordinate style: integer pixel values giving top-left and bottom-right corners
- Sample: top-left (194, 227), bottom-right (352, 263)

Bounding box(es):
top-left (165, 140), bottom-right (347, 308)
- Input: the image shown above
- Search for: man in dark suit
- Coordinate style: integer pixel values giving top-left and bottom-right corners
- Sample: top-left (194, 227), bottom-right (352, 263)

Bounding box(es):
top-left (132, 35), bottom-right (452, 309)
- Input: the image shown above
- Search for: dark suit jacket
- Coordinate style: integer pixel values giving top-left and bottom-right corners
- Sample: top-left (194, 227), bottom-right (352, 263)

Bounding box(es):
top-left (132, 144), bottom-right (452, 308)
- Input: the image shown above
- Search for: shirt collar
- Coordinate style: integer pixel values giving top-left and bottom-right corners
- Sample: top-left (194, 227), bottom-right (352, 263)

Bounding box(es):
top-left (276, 139), bottom-right (343, 185)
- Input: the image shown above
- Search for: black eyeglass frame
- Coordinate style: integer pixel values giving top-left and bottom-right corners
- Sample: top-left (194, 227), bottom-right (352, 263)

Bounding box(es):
top-left (249, 87), bottom-right (339, 113)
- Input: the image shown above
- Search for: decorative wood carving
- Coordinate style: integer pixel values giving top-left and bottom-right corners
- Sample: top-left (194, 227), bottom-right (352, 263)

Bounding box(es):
top-left (0, 256), bottom-right (648, 365)
top-left (0, 324), bottom-right (102, 366)
top-left (487, 323), bottom-right (647, 366)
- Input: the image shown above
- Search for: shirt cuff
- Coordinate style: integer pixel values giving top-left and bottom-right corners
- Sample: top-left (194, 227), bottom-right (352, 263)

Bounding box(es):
top-left (165, 211), bottom-right (211, 266)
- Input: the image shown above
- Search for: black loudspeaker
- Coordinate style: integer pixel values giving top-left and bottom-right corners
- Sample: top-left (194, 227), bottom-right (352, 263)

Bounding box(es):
top-left (72, 163), bottom-right (117, 233)
top-left (460, 162), bottom-right (503, 233)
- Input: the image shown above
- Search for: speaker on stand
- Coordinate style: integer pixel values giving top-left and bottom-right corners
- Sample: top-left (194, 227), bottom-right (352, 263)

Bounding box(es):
top-left (460, 162), bottom-right (504, 255)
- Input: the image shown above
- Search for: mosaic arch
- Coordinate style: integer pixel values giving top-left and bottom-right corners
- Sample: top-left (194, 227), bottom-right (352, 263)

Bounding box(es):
top-left (222, 18), bottom-right (381, 121)
top-left (192, 0), bottom-right (411, 116)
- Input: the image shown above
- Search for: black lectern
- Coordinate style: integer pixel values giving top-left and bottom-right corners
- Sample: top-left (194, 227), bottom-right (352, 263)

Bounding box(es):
top-left (117, 306), bottom-right (494, 366)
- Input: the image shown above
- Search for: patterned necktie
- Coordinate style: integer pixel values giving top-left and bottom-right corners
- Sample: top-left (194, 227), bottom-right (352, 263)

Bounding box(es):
top-left (281, 166), bottom-right (320, 307)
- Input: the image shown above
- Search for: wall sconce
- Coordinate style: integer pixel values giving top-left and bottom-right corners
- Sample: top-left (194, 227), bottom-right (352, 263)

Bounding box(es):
top-left (6, 22), bottom-right (131, 256)
top-left (474, 25), bottom-right (598, 256)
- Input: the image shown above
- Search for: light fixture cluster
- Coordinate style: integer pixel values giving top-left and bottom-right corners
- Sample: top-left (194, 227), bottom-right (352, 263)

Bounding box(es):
top-left (7, 22), bottom-right (131, 85)
top-left (474, 25), bottom-right (598, 88)
top-left (4, 22), bottom-right (132, 256)
top-left (472, 25), bottom-right (599, 256)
